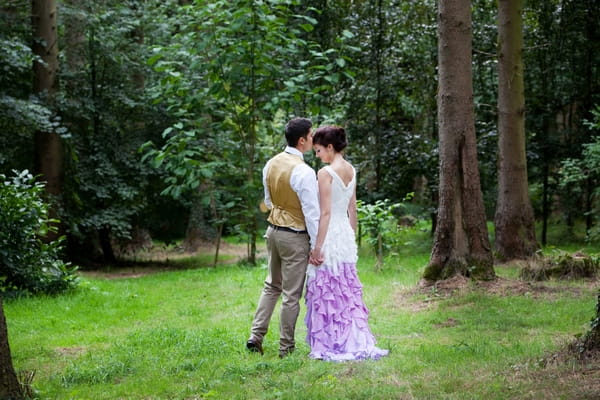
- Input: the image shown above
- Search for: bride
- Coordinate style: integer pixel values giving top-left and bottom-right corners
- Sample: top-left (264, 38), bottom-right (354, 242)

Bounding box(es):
top-left (305, 125), bottom-right (389, 362)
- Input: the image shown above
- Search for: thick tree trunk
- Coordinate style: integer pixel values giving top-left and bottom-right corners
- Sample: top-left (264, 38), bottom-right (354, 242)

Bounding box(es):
top-left (423, 0), bottom-right (494, 282)
top-left (32, 0), bottom-right (63, 241)
top-left (0, 299), bottom-right (24, 400)
top-left (494, 0), bottom-right (539, 261)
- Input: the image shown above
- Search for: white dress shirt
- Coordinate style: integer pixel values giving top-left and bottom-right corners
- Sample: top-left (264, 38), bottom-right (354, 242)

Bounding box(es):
top-left (263, 146), bottom-right (320, 248)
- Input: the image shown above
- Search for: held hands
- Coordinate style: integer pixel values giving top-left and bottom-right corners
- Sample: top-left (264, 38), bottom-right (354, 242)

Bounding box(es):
top-left (309, 247), bottom-right (324, 266)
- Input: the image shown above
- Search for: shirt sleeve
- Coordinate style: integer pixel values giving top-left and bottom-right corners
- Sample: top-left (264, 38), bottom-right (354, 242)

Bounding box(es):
top-left (290, 163), bottom-right (320, 248)
top-left (262, 159), bottom-right (272, 209)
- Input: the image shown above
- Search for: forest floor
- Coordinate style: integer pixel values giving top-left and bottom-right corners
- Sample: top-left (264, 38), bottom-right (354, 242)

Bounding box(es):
top-left (411, 273), bottom-right (600, 400)
top-left (78, 241), bottom-right (600, 399)
top-left (81, 239), bottom-right (267, 279)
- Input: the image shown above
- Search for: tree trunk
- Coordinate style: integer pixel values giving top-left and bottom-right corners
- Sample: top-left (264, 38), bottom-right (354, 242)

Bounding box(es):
top-left (183, 186), bottom-right (211, 252)
top-left (183, 201), bottom-right (205, 252)
top-left (64, 0), bottom-right (86, 87)
top-left (541, 129), bottom-right (549, 246)
top-left (494, 0), bottom-right (539, 261)
top-left (422, 0), bottom-right (494, 282)
top-left (129, 1), bottom-right (145, 90)
top-left (582, 290), bottom-right (600, 351)
top-left (63, 0), bottom-right (87, 133)
top-left (99, 227), bottom-right (117, 264)
top-left (32, 0), bottom-right (63, 241)
top-left (0, 298), bottom-right (24, 400)
top-left (212, 223), bottom-right (223, 268)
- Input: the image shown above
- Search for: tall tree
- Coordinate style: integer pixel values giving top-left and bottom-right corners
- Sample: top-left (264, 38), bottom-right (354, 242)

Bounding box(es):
top-left (422, 0), bottom-right (494, 282)
top-left (0, 299), bottom-right (23, 400)
top-left (494, 0), bottom-right (538, 260)
top-left (335, 0), bottom-right (439, 206)
top-left (58, 1), bottom-right (163, 263)
top-left (32, 0), bottom-right (62, 240)
top-left (63, 0), bottom-right (86, 92)
top-left (524, 0), bottom-right (600, 245)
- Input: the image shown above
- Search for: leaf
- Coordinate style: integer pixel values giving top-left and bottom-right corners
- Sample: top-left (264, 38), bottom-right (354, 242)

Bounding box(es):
top-left (341, 29), bottom-right (354, 39)
top-left (147, 53), bottom-right (163, 66)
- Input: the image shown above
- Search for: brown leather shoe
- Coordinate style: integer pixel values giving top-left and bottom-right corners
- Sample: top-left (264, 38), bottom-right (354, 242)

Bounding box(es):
top-left (246, 339), bottom-right (263, 355)
top-left (278, 346), bottom-right (295, 359)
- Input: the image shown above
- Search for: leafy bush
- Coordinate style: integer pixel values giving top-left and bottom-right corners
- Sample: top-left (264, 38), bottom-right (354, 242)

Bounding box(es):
top-left (0, 170), bottom-right (78, 296)
top-left (357, 198), bottom-right (414, 269)
top-left (559, 105), bottom-right (600, 243)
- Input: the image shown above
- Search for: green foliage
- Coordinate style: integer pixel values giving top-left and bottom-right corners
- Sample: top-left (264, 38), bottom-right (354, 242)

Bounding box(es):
top-left (321, 0), bottom-right (439, 205)
top-left (357, 197), bottom-right (415, 268)
top-left (65, 140), bottom-right (148, 241)
top-left (0, 171), bottom-right (78, 296)
top-left (141, 124), bottom-right (224, 199)
top-left (525, 0), bottom-right (600, 244)
top-left (0, 27), bottom-right (59, 173)
top-left (57, 1), bottom-right (168, 253)
top-left (559, 106), bottom-right (600, 242)
top-left (1, 0), bottom-right (599, 267)
top-left (143, 0), bottom-right (354, 260)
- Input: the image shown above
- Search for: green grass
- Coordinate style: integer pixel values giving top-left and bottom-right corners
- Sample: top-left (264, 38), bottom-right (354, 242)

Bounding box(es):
top-left (5, 227), bottom-right (600, 400)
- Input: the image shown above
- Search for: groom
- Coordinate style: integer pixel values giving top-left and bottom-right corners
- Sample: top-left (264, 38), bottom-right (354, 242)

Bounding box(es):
top-left (247, 117), bottom-right (320, 358)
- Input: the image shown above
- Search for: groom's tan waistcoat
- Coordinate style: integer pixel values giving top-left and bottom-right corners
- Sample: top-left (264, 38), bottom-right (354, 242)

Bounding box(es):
top-left (266, 152), bottom-right (306, 231)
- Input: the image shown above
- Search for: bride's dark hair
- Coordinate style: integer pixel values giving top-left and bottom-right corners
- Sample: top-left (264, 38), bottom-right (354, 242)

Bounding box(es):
top-left (313, 125), bottom-right (347, 152)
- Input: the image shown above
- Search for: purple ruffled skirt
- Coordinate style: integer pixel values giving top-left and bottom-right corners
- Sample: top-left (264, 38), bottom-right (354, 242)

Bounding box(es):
top-left (305, 262), bottom-right (389, 361)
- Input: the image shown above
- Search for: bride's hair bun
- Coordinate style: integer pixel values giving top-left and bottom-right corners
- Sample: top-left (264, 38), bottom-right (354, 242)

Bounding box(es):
top-left (313, 125), bottom-right (347, 152)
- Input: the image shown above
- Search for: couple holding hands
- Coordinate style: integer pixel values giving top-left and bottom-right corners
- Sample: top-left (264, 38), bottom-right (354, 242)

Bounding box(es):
top-left (246, 117), bottom-right (388, 362)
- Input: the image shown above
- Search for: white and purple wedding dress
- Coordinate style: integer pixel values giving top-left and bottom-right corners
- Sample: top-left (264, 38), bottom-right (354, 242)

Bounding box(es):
top-left (305, 166), bottom-right (389, 362)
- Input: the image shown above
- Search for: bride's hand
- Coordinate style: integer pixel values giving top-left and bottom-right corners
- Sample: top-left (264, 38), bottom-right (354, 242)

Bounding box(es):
top-left (309, 247), bottom-right (324, 266)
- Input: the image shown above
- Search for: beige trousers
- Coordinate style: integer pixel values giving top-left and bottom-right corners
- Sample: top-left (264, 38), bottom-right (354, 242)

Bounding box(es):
top-left (250, 226), bottom-right (310, 352)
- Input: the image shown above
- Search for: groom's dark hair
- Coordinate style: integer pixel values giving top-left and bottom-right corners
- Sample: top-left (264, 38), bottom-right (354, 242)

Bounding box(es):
top-left (285, 117), bottom-right (312, 147)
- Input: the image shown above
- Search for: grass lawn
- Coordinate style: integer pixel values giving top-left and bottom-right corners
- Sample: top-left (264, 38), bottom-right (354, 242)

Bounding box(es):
top-left (5, 227), bottom-right (600, 399)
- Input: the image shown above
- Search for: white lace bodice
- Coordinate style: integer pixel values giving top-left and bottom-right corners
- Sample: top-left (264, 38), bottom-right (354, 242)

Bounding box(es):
top-left (307, 166), bottom-right (358, 277)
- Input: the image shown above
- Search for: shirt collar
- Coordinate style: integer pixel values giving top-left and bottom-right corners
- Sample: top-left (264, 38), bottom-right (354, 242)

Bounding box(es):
top-left (285, 146), bottom-right (304, 160)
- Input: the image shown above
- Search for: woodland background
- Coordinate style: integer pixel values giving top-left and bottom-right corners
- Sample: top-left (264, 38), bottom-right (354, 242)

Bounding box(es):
top-left (1, 1), bottom-right (600, 398)
top-left (1, 0), bottom-right (598, 270)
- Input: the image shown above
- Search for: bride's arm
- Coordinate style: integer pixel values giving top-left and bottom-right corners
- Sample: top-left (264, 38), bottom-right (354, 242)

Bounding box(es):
top-left (348, 185), bottom-right (357, 235)
top-left (311, 168), bottom-right (332, 264)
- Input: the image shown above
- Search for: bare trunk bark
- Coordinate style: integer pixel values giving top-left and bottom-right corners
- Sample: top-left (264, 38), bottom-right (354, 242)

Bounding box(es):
top-left (32, 0), bottom-right (62, 241)
top-left (423, 0), bottom-right (494, 282)
top-left (0, 299), bottom-right (24, 400)
top-left (494, 0), bottom-right (539, 261)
